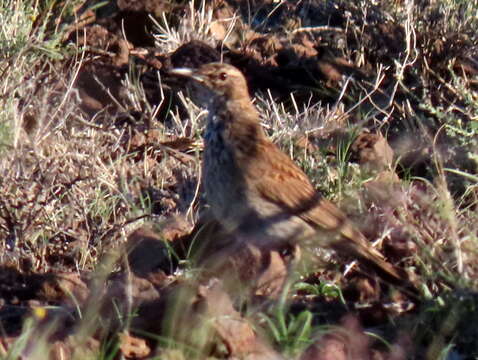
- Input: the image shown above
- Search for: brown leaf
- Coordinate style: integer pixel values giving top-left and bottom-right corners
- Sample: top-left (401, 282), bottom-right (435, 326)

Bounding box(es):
top-left (301, 337), bottom-right (347, 360)
top-left (160, 215), bottom-right (193, 242)
top-left (300, 315), bottom-right (372, 360)
top-left (362, 170), bottom-right (402, 207)
top-left (160, 136), bottom-right (198, 152)
top-left (196, 279), bottom-right (281, 358)
top-left (352, 132), bottom-right (394, 172)
top-left (119, 332), bottom-right (151, 359)
top-left (40, 272), bottom-right (89, 306)
top-left (210, 21), bottom-right (227, 41)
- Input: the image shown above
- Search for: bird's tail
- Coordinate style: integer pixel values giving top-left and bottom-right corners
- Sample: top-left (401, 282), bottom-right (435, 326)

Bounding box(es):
top-left (331, 222), bottom-right (417, 295)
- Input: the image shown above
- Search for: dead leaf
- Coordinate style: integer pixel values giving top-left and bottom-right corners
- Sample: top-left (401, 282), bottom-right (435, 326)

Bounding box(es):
top-left (300, 315), bottom-right (371, 360)
top-left (119, 331), bottom-right (151, 358)
top-left (352, 132), bottom-right (394, 172)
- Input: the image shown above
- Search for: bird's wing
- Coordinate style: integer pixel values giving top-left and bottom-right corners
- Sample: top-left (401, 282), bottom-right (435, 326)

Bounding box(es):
top-left (248, 140), bottom-right (349, 232)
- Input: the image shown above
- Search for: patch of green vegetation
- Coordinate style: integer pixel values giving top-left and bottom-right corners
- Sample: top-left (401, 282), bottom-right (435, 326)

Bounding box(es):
top-left (259, 282), bottom-right (315, 357)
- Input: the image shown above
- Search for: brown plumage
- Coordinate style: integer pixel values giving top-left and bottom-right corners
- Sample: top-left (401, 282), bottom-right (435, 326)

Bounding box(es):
top-left (171, 63), bottom-right (411, 287)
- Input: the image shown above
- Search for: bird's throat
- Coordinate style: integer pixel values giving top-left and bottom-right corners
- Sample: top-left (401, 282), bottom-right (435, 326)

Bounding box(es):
top-left (206, 98), bottom-right (264, 159)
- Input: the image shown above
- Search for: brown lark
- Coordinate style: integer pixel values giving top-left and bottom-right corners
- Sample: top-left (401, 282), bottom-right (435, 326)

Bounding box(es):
top-left (171, 63), bottom-right (411, 287)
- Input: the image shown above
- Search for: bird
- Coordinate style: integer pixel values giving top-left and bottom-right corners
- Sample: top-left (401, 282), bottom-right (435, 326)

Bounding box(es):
top-left (170, 62), bottom-right (412, 288)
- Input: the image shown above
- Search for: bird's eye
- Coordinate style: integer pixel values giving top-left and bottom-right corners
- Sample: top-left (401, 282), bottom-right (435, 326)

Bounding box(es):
top-left (218, 72), bottom-right (228, 81)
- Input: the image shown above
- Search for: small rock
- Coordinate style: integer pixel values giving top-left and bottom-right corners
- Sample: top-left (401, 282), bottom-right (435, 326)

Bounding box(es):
top-left (352, 132), bottom-right (394, 173)
top-left (126, 226), bottom-right (176, 277)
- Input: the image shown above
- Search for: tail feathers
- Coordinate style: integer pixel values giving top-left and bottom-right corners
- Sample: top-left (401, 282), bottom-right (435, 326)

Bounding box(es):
top-left (332, 223), bottom-right (417, 295)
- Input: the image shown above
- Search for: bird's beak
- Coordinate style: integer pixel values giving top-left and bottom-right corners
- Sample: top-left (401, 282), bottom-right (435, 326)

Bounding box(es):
top-left (169, 68), bottom-right (204, 83)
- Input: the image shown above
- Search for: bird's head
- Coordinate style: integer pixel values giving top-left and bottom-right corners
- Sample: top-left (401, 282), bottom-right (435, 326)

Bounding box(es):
top-left (170, 63), bottom-right (250, 101)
